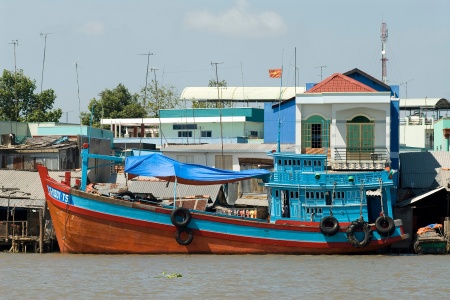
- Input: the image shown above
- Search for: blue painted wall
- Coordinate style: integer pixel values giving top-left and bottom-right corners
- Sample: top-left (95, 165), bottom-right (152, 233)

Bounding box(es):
top-left (264, 99), bottom-right (296, 144)
top-left (390, 100), bottom-right (400, 169)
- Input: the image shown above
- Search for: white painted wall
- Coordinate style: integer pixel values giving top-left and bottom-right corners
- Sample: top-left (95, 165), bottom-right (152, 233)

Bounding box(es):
top-left (295, 93), bottom-right (391, 158)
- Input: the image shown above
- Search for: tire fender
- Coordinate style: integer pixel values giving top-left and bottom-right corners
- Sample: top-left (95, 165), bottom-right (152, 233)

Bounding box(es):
top-left (170, 207), bottom-right (192, 227)
top-left (375, 216), bottom-right (395, 236)
top-left (319, 216), bottom-right (340, 236)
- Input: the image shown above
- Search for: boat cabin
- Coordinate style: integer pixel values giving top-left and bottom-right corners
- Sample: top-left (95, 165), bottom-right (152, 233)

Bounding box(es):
top-left (266, 152), bottom-right (394, 224)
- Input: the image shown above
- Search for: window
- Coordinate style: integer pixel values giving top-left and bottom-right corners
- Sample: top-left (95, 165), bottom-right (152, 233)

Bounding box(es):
top-left (178, 131), bottom-right (192, 137)
top-left (301, 116), bottom-right (330, 149)
top-left (250, 131), bottom-right (258, 137)
top-left (173, 124), bottom-right (197, 130)
top-left (311, 124), bottom-right (322, 148)
top-left (201, 131), bottom-right (212, 137)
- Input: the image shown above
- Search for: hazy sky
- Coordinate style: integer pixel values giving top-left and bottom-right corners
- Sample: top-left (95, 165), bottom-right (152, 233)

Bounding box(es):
top-left (1, 0), bottom-right (449, 123)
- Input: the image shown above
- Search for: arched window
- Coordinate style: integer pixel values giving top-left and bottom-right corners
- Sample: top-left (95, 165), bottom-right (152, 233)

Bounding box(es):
top-left (301, 115), bottom-right (330, 149)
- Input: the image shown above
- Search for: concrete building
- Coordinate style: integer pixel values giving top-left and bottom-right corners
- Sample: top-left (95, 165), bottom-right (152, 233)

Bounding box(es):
top-left (399, 98), bottom-right (450, 151)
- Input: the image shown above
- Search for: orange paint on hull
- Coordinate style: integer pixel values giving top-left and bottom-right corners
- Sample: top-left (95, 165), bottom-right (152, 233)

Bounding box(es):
top-left (39, 166), bottom-right (408, 255)
top-left (46, 197), bottom-right (406, 254)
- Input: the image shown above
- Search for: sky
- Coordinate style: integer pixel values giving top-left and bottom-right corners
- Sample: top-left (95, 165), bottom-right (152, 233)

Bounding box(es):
top-left (1, 0), bottom-right (449, 123)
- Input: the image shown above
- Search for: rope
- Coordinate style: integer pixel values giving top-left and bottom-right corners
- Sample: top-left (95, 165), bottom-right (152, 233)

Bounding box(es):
top-left (379, 178), bottom-right (385, 217)
top-left (330, 182), bottom-right (336, 216)
top-left (359, 180), bottom-right (365, 220)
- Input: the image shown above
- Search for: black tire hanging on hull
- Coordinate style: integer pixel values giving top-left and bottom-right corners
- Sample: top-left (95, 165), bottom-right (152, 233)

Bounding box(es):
top-left (319, 216), bottom-right (340, 236)
top-left (175, 227), bottom-right (194, 245)
top-left (375, 216), bottom-right (395, 236)
top-left (346, 219), bottom-right (373, 248)
top-left (170, 207), bottom-right (192, 227)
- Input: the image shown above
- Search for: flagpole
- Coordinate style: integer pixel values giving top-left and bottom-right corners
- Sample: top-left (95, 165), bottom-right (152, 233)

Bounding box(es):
top-left (268, 67), bottom-right (283, 153)
top-left (277, 51), bottom-right (284, 153)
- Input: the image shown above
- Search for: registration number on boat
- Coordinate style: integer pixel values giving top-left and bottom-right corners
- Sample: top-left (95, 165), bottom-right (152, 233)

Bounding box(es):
top-left (47, 186), bottom-right (70, 203)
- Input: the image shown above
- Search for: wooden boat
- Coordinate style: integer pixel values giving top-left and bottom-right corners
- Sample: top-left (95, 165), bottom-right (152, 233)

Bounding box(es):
top-left (38, 143), bottom-right (409, 254)
top-left (414, 224), bottom-right (447, 254)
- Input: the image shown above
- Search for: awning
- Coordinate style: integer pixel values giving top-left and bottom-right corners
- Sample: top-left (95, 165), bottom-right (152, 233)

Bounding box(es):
top-left (396, 186), bottom-right (447, 208)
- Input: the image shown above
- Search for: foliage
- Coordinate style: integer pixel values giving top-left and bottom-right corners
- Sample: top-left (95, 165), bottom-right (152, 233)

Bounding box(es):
top-left (208, 79), bottom-right (227, 88)
top-left (156, 272), bottom-right (182, 278)
top-left (0, 69), bottom-right (62, 122)
top-left (81, 84), bottom-right (146, 127)
top-left (140, 80), bottom-right (180, 117)
top-left (192, 79), bottom-right (231, 108)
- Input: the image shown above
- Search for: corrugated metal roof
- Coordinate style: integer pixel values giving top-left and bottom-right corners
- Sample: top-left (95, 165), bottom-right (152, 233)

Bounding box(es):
top-left (180, 87), bottom-right (303, 101)
top-left (397, 186), bottom-right (447, 208)
top-left (0, 198), bottom-right (44, 208)
top-left (108, 174), bottom-right (221, 199)
top-left (0, 170), bottom-right (72, 200)
top-left (400, 151), bottom-right (450, 190)
top-left (399, 152), bottom-right (444, 189)
top-left (399, 98), bottom-right (450, 109)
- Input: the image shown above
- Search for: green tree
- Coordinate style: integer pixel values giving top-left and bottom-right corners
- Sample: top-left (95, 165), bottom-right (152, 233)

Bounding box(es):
top-left (81, 84), bottom-right (146, 127)
top-left (140, 80), bottom-right (180, 117)
top-left (192, 79), bottom-right (231, 108)
top-left (0, 69), bottom-right (62, 122)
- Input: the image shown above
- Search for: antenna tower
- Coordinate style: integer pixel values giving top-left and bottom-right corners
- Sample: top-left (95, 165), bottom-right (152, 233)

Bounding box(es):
top-left (380, 22), bottom-right (388, 84)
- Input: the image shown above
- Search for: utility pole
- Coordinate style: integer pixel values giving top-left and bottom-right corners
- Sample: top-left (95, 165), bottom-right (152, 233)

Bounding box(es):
top-left (9, 39), bottom-right (19, 122)
top-left (74, 60), bottom-right (81, 126)
top-left (139, 52), bottom-right (154, 108)
top-left (211, 61), bottom-right (224, 168)
top-left (151, 68), bottom-right (161, 147)
top-left (316, 65), bottom-right (327, 81)
top-left (40, 33), bottom-right (53, 93)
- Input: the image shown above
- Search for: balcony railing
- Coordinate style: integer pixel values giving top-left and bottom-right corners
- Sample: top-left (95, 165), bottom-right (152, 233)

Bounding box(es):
top-left (333, 147), bottom-right (390, 163)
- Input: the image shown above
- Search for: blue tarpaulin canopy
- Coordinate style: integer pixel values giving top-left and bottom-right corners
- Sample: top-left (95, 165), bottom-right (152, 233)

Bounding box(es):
top-left (124, 153), bottom-right (270, 185)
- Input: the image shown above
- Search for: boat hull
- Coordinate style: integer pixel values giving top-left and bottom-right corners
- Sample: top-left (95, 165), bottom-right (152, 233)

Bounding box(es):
top-left (39, 168), bottom-right (408, 255)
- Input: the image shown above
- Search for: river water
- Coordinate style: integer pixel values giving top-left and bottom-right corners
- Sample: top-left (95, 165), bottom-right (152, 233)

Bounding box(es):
top-left (1, 253), bottom-right (449, 299)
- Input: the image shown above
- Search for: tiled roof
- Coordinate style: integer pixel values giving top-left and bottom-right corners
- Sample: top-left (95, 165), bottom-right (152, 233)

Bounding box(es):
top-left (306, 73), bottom-right (377, 93)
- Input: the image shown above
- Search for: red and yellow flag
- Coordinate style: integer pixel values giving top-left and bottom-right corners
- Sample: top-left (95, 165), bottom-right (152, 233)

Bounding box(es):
top-left (269, 68), bottom-right (282, 78)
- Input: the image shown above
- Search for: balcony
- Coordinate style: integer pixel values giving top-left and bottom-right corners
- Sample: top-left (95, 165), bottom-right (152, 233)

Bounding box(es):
top-left (332, 147), bottom-right (390, 170)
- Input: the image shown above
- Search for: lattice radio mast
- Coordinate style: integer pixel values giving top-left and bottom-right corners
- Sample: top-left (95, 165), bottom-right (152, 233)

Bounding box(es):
top-left (380, 22), bottom-right (388, 84)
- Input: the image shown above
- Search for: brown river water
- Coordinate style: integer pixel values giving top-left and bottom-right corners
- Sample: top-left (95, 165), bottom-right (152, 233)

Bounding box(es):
top-left (1, 253), bottom-right (449, 299)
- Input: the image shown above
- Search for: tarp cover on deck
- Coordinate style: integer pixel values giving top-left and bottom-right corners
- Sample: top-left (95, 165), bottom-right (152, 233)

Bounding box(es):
top-left (124, 153), bottom-right (270, 185)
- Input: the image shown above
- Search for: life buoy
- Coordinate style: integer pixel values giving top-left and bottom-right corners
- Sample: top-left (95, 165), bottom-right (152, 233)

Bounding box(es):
top-left (375, 216), bottom-right (395, 236)
top-left (319, 216), bottom-right (340, 236)
top-left (175, 227), bottom-right (194, 245)
top-left (170, 207), bottom-right (192, 227)
top-left (346, 219), bottom-right (373, 248)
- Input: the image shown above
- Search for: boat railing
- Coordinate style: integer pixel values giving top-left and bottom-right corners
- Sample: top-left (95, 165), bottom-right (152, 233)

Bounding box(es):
top-left (271, 170), bottom-right (390, 186)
